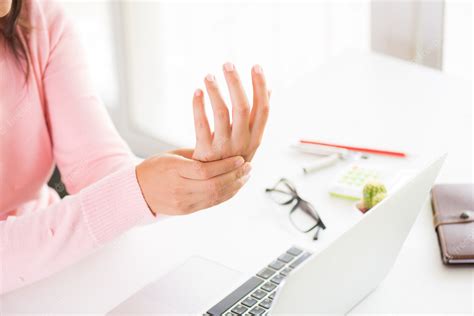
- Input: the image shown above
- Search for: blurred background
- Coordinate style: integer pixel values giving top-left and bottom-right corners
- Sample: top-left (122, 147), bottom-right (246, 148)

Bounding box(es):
top-left (58, 0), bottom-right (472, 158)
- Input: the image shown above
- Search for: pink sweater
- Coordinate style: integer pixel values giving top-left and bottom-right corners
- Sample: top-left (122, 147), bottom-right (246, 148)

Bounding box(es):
top-left (0, 0), bottom-right (156, 294)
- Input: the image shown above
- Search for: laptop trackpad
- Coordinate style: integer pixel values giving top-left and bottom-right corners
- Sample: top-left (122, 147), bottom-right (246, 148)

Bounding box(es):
top-left (108, 256), bottom-right (242, 314)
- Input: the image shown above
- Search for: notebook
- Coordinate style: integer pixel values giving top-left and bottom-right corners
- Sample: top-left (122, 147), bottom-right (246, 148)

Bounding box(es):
top-left (431, 184), bottom-right (474, 264)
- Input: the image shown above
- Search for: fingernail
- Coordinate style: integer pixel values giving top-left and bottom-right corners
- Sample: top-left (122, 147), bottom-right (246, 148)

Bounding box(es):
top-left (243, 163), bottom-right (252, 175)
top-left (253, 64), bottom-right (263, 74)
top-left (205, 74), bottom-right (215, 82)
top-left (234, 156), bottom-right (245, 167)
top-left (194, 89), bottom-right (202, 97)
top-left (223, 62), bottom-right (234, 72)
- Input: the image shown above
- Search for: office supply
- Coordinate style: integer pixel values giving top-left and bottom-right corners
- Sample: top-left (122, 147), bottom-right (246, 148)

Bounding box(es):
top-left (431, 184), bottom-right (474, 264)
top-left (292, 142), bottom-right (367, 174)
top-left (300, 139), bottom-right (407, 158)
top-left (303, 151), bottom-right (367, 174)
top-left (108, 154), bottom-right (445, 315)
top-left (302, 154), bottom-right (339, 174)
top-left (291, 142), bottom-right (348, 156)
top-left (329, 163), bottom-right (394, 200)
top-left (265, 178), bottom-right (326, 240)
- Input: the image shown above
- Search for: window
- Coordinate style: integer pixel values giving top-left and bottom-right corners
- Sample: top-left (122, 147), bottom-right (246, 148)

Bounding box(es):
top-left (120, 1), bottom-right (370, 148)
top-left (61, 1), bottom-right (471, 155)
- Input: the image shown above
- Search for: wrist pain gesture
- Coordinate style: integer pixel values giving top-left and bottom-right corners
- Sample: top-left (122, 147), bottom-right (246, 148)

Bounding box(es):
top-left (136, 63), bottom-right (269, 216)
top-left (137, 149), bottom-right (250, 216)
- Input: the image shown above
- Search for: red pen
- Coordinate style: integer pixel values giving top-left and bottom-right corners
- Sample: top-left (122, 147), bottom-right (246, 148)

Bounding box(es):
top-left (299, 140), bottom-right (407, 158)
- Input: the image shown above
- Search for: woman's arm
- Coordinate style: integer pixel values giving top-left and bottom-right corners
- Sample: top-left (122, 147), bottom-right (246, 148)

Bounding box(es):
top-left (40, 1), bottom-right (135, 194)
top-left (0, 167), bottom-right (152, 294)
top-left (0, 152), bottom-right (248, 294)
top-left (0, 1), bottom-right (249, 294)
top-left (0, 0), bottom-right (159, 294)
top-left (0, 0), bottom-right (264, 294)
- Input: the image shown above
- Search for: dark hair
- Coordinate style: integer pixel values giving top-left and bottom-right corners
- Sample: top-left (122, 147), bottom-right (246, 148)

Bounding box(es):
top-left (1, 0), bottom-right (29, 78)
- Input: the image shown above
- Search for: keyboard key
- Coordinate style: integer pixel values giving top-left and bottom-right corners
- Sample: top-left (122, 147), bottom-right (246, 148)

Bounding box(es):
top-left (207, 277), bottom-right (263, 316)
top-left (269, 291), bottom-right (276, 299)
top-left (249, 306), bottom-right (266, 315)
top-left (251, 289), bottom-right (267, 300)
top-left (270, 274), bottom-right (285, 285)
top-left (289, 252), bottom-right (311, 268)
top-left (259, 298), bottom-right (273, 309)
top-left (287, 247), bottom-right (303, 256)
top-left (277, 253), bottom-right (294, 263)
top-left (268, 260), bottom-right (285, 271)
top-left (280, 267), bottom-right (292, 276)
top-left (223, 313), bottom-right (237, 316)
top-left (257, 268), bottom-right (276, 279)
top-left (241, 297), bottom-right (258, 307)
top-left (231, 304), bottom-right (248, 315)
top-left (261, 282), bottom-right (277, 292)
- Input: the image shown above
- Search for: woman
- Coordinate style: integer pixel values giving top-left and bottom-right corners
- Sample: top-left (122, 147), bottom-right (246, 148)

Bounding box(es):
top-left (0, 0), bottom-right (269, 294)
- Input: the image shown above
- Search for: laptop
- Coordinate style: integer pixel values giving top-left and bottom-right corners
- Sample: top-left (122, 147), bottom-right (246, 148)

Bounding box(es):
top-left (109, 154), bottom-right (446, 315)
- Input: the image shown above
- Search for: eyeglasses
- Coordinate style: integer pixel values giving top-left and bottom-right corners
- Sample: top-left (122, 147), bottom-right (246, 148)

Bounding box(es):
top-left (265, 178), bottom-right (326, 240)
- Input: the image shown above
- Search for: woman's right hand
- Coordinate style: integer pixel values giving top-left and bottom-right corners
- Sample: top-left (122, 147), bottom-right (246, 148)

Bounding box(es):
top-left (135, 149), bottom-right (251, 216)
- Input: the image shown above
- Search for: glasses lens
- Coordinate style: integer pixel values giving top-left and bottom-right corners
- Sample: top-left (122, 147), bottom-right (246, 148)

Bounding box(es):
top-left (266, 180), bottom-right (295, 204)
top-left (289, 200), bottom-right (321, 232)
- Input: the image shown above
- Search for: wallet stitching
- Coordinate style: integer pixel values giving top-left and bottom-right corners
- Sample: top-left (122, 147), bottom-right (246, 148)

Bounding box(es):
top-left (432, 190), bottom-right (452, 261)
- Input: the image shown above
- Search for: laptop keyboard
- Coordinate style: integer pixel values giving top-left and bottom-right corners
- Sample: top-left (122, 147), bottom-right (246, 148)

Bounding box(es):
top-left (206, 247), bottom-right (312, 316)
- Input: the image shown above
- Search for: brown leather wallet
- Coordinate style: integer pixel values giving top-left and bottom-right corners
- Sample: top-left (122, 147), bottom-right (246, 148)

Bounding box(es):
top-left (431, 184), bottom-right (474, 264)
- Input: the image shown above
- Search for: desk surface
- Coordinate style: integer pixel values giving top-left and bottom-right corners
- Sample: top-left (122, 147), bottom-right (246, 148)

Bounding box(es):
top-left (1, 52), bottom-right (473, 314)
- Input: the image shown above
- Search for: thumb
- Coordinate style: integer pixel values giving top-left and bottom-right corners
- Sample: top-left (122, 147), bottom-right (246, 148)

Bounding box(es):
top-left (176, 155), bottom-right (245, 180)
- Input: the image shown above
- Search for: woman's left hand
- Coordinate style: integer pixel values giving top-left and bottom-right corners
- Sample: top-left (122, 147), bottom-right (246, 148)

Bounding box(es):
top-left (192, 63), bottom-right (270, 162)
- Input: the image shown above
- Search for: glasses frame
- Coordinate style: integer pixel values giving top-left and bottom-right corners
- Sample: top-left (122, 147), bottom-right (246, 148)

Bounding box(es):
top-left (265, 178), bottom-right (326, 240)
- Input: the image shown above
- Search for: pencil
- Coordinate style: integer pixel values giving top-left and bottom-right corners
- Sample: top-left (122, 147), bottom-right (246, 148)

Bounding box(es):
top-left (299, 140), bottom-right (407, 158)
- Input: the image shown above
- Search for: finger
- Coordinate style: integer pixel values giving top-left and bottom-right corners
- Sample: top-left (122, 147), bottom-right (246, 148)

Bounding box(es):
top-left (203, 162), bottom-right (251, 195)
top-left (192, 89), bottom-right (212, 148)
top-left (187, 187), bottom-right (238, 214)
top-left (191, 171), bottom-right (251, 210)
top-left (213, 172), bottom-right (250, 203)
top-left (176, 155), bottom-right (245, 180)
top-left (204, 74), bottom-right (230, 140)
top-left (205, 175), bottom-right (250, 208)
top-left (249, 65), bottom-right (270, 147)
top-left (249, 65), bottom-right (269, 129)
top-left (223, 62), bottom-right (250, 140)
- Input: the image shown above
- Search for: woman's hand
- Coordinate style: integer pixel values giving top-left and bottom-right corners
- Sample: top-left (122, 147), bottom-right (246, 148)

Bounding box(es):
top-left (136, 149), bottom-right (251, 216)
top-left (192, 63), bottom-right (270, 162)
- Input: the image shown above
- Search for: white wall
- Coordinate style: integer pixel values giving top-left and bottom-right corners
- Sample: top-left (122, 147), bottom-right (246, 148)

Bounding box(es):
top-left (443, 0), bottom-right (472, 80)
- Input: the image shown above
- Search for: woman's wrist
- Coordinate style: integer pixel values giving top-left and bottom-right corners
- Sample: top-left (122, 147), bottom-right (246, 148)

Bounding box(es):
top-left (134, 151), bottom-right (249, 217)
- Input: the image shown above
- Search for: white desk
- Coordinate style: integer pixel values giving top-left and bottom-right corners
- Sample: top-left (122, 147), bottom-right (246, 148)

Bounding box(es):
top-left (1, 52), bottom-right (472, 314)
